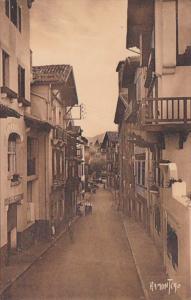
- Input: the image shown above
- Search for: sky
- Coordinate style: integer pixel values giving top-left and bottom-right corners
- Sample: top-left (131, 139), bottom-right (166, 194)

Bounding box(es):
top-left (30, 0), bottom-right (130, 137)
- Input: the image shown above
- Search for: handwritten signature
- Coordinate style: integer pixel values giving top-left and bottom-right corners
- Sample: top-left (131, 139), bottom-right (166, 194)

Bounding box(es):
top-left (149, 279), bottom-right (181, 295)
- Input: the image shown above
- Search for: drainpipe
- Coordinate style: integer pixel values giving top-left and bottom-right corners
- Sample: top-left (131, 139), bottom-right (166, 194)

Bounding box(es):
top-left (188, 204), bottom-right (191, 296)
top-left (44, 134), bottom-right (47, 235)
top-left (48, 84), bottom-right (52, 121)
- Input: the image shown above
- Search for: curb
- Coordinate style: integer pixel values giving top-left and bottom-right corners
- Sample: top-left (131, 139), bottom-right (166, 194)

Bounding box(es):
top-left (121, 216), bottom-right (151, 300)
top-left (122, 219), bottom-right (150, 300)
top-left (0, 216), bottom-right (79, 298)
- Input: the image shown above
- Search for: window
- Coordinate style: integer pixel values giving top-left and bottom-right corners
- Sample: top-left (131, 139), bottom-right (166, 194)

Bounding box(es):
top-left (10, 0), bottom-right (17, 26)
top-left (8, 134), bottom-right (16, 173)
top-left (137, 161), bottom-right (141, 184)
top-left (5, 0), bottom-right (22, 32)
top-left (142, 161), bottom-right (145, 186)
top-left (135, 156), bottom-right (146, 186)
top-left (18, 6), bottom-right (21, 32)
top-left (167, 223), bottom-right (178, 269)
top-left (27, 182), bottom-right (32, 202)
top-left (2, 50), bottom-right (9, 87)
top-left (18, 65), bottom-right (25, 98)
top-left (52, 149), bottom-right (65, 180)
top-left (27, 137), bottom-right (37, 176)
top-left (56, 150), bottom-right (60, 176)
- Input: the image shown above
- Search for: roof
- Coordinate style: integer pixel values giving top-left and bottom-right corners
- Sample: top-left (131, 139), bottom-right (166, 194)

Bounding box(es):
top-left (116, 61), bottom-right (125, 72)
top-left (101, 131), bottom-right (118, 149)
top-left (0, 104), bottom-right (21, 119)
top-left (32, 64), bottom-right (79, 106)
top-left (32, 65), bottom-right (72, 84)
top-left (67, 125), bottom-right (82, 137)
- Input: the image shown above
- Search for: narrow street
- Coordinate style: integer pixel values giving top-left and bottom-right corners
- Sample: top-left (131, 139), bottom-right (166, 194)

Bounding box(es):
top-left (3, 188), bottom-right (144, 300)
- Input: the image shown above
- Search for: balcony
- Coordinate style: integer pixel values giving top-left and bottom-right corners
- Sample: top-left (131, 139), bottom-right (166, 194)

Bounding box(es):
top-left (140, 97), bottom-right (191, 131)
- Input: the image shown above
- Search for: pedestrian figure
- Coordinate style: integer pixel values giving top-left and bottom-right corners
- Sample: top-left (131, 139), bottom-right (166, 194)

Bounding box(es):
top-left (68, 221), bottom-right (74, 242)
top-left (82, 189), bottom-right (85, 200)
top-left (85, 201), bottom-right (92, 215)
top-left (51, 222), bottom-right (56, 240)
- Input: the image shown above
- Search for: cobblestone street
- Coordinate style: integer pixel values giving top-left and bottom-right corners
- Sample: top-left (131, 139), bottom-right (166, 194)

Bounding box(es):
top-left (3, 188), bottom-right (144, 300)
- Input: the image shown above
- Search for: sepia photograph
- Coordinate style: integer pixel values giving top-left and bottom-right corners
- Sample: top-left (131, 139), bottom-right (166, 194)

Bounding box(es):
top-left (0, 0), bottom-right (190, 299)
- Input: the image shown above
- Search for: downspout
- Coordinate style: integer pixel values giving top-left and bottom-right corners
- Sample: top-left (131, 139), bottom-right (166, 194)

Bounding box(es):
top-left (188, 204), bottom-right (191, 297)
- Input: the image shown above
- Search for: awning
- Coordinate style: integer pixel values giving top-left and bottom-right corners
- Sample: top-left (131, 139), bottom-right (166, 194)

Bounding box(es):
top-left (24, 114), bottom-right (54, 131)
top-left (0, 103), bottom-right (21, 119)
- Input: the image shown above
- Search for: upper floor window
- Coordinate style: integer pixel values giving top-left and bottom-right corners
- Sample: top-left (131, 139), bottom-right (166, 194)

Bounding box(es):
top-left (5, 0), bottom-right (22, 32)
top-left (8, 133), bottom-right (21, 176)
top-left (18, 65), bottom-right (25, 99)
top-left (52, 149), bottom-right (65, 180)
top-left (27, 137), bottom-right (38, 176)
top-left (2, 50), bottom-right (9, 87)
top-left (8, 134), bottom-right (16, 173)
top-left (135, 155), bottom-right (146, 187)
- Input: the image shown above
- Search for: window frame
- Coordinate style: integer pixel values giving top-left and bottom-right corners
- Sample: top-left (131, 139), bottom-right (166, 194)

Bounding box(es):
top-left (135, 158), bottom-right (146, 187)
top-left (8, 137), bottom-right (17, 174)
top-left (18, 64), bottom-right (25, 99)
top-left (2, 50), bottom-right (9, 88)
top-left (10, 0), bottom-right (18, 27)
top-left (5, 0), bottom-right (22, 32)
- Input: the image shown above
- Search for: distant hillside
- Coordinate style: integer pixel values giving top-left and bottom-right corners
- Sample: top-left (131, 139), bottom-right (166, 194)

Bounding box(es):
top-left (87, 133), bottom-right (105, 145)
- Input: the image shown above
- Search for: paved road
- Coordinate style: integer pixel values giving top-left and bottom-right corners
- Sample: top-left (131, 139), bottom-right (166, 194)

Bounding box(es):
top-left (3, 188), bottom-right (144, 300)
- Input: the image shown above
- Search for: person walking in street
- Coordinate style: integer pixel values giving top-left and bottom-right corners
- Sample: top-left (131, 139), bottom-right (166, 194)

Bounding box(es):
top-left (81, 189), bottom-right (85, 200)
top-left (67, 221), bottom-right (74, 242)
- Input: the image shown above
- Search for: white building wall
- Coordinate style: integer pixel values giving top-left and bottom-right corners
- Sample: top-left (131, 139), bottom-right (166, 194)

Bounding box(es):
top-left (0, 0), bottom-right (31, 251)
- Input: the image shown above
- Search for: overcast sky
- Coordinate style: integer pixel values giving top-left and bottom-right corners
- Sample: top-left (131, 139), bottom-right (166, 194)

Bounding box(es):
top-left (30, 0), bottom-right (129, 137)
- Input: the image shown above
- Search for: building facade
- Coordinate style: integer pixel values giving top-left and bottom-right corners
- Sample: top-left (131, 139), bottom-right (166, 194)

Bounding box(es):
top-left (114, 0), bottom-right (191, 298)
top-left (0, 4), bottom-right (83, 265)
top-left (0, 0), bottom-right (35, 264)
top-left (31, 64), bottom-right (79, 233)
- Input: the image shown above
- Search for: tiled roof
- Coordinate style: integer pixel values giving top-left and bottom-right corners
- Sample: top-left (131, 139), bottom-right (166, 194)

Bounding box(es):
top-left (32, 64), bottom-right (72, 84)
top-left (101, 131), bottom-right (118, 148)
